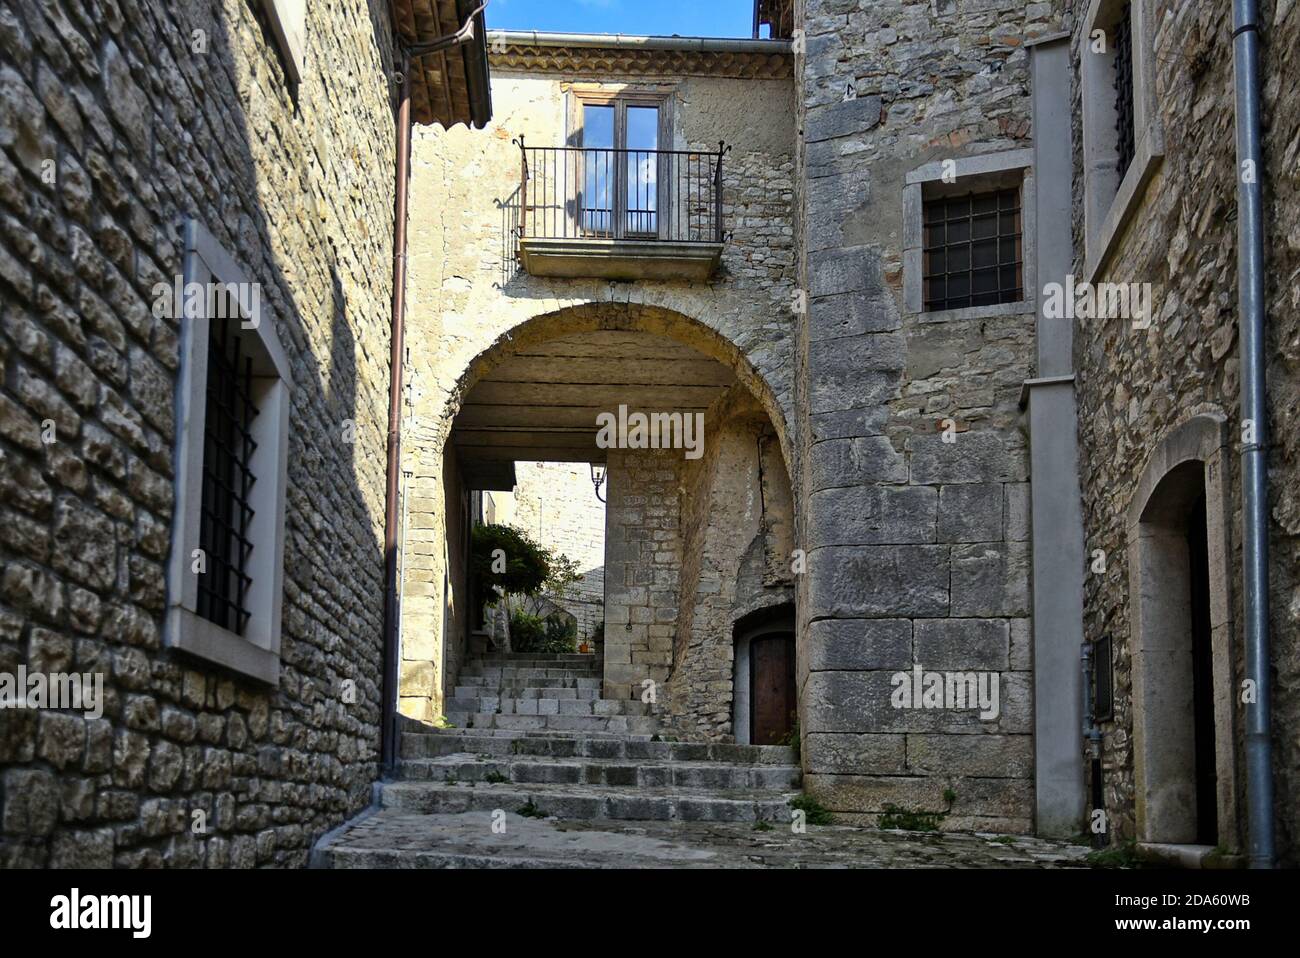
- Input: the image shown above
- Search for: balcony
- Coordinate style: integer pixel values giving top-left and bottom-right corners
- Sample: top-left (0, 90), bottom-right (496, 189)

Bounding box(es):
top-left (515, 140), bottom-right (728, 282)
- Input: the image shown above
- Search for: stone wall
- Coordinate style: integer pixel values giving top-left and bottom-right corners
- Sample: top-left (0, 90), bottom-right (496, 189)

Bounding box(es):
top-left (506, 461), bottom-right (605, 641)
top-left (668, 386), bottom-right (795, 740)
top-left (602, 448), bottom-right (682, 703)
top-left (1069, 0), bottom-right (1300, 862)
top-left (793, 0), bottom-right (1055, 830)
top-left (399, 61), bottom-right (798, 713)
top-left (0, 0), bottom-right (397, 866)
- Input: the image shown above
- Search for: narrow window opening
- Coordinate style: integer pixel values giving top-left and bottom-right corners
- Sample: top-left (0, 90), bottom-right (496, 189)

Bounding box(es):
top-left (197, 309), bottom-right (260, 636)
top-left (1113, 3), bottom-right (1137, 179)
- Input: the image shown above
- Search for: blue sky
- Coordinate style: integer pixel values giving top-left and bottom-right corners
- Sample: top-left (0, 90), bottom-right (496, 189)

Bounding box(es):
top-left (486, 0), bottom-right (760, 38)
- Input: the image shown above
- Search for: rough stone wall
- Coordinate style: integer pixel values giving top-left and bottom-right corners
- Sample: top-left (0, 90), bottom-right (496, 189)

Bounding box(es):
top-left (400, 64), bottom-right (797, 710)
top-left (400, 443), bottom-right (470, 722)
top-left (506, 461), bottom-right (605, 641)
top-left (602, 448), bottom-right (681, 702)
top-left (1069, 0), bottom-right (1300, 862)
top-left (793, 0), bottom-right (1054, 830)
top-left (0, 0), bottom-right (397, 866)
top-left (668, 386), bottom-right (795, 740)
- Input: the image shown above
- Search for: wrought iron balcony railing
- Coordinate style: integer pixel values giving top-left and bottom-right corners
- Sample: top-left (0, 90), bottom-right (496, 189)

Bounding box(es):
top-left (514, 139), bottom-right (729, 245)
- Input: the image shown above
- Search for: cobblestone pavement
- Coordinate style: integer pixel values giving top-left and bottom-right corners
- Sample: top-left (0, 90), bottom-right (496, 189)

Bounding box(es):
top-left (319, 809), bottom-right (1095, 868)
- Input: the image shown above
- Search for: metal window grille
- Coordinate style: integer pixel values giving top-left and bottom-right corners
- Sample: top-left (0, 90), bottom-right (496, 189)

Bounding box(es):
top-left (197, 308), bottom-right (259, 635)
top-left (922, 188), bottom-right (1023, 312)
top-left (1113, 3), bottom-right (1136, 178)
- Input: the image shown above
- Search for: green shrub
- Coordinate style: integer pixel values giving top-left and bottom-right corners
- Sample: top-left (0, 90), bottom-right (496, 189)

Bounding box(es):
top-left (878, 803), bottom-right (943, 831)
top-left (470, 524), bottom-right (551, 609)
top-left (509, 609), bottom-right (576, 653)
top-left (789, 794), bottom-right (834, 826)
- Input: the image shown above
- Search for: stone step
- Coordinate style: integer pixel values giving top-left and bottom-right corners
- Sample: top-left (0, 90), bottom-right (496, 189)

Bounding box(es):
top-left (459, 667), bottom-right (601, 680)
top-left (400, 729), bottom-right (799, 765)
top-left (474, 653), bottom-right (602, 663)
top-left (454, 685), bottom-right (601, 701)
top-left (442, 712), bottom-right (659, 734)
top-left (456, 677), bottom-right (603, 690)
top-left (445, 697), bottom-right (649, 717)
top-left (380, 781), bottom-right (799, 822)
top-left (401, 754), bottom-right (801, 789)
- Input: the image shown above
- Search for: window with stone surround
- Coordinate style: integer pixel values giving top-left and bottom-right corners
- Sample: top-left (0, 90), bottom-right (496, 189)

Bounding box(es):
top-left (903, 150), bottom-right (1036, 323)
top-left (164, 220), bottom-right (292, 686)
top-left (1080, 0), bottom-right (1164, 279)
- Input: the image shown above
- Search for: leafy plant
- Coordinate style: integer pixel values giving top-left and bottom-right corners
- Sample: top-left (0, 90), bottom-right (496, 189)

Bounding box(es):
top-left (789, 795), bottom-right (834, 826)
top-left (484, 770), bottom-right (508, 784)
top-left (878, 803), bottom-right (943, 831)
top-left (470, 524), bottom-right (552, 609)
top-left (1084, 840), bottom-right (1143, 869)
top-left (753, 820), bottom-right (773, 832)
top-left (777, 715), bottom-right (801, 760)
top-left (509, 609), bottom-right (577, 653)
top-left (517, 800), bottom-right (546, 819)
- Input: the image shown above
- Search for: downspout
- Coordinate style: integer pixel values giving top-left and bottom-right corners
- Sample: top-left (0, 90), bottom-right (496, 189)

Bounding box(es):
top-left (380, 60), bottom-right (412, 777)
top-left (1231, 0), bottom-right (1275, 869)
top-left (1081, 643), bottom-right (1105, 849)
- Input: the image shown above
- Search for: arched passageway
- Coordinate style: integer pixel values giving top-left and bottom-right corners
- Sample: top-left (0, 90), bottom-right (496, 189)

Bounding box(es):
top-left (396, 302), bottom-right (796, 742)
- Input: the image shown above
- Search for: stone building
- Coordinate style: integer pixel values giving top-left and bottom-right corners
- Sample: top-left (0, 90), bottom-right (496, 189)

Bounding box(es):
top-left (1, 0), bottom-right (1297, 869)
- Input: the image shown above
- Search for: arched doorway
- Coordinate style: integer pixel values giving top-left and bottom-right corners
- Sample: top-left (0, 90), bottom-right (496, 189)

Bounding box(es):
top-left (397, 302), bottom-right (796, 740)
top-left (1126, 413), bottom-right (1240, 850)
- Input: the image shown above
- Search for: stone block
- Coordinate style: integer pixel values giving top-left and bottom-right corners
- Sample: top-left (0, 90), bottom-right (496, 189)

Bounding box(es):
top-left (951, 542), bottom-right (1031, 617)
top-left (913, 618), bottom-right (1010, 670)
top-left (809, 485), bottom-right (936, 545)
top-left (807, 545), bottom-right (949, 618)
top-left (806, 618), bottom-right (912, 671)
top-left (810, 436), bottom-right (908, 490)
top-left (908, 432), bottom-right (1027, 484)
top-left (937, 483), bottom-right (1004, 543)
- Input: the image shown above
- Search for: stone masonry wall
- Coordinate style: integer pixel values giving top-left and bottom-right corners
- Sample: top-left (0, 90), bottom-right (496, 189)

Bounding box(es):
top-left (0, 0), bottom-right (397, 866)
top-left (668, 386), bottom-right (795, 741)
top-left (399, 63), bottom-right (797, 713)
top-left (506, 461), bottom-right (605, 642)
top-left (1069, 0), bottom-right (1300, 862)
top-left (793, 0), bottom-right (1055, 830)
top-left (602, 448), bottom-right (681, 703)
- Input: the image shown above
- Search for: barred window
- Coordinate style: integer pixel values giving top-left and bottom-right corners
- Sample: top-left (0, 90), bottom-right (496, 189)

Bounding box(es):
top-left (197, 313), bottom-right (260, 636)
top-left (165, 219), bottom-right (291, 686)
top-left (922, 188), bottom-right (1023, 312)
top-left (1113, 2), bottom-right (1136, 178)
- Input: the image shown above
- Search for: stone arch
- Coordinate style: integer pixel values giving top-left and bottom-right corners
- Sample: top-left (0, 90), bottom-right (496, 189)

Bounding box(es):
top-left (434, 301), bottom-right (793, 475)
top-left (1125, 411), bottom-right (1240, 850)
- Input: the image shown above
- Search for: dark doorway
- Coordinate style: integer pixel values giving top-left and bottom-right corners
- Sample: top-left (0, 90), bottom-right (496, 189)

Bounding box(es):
top-left (1186, 491), bottom-right (1218, 846)
top-left (750, 633), bottom-right (796, 745)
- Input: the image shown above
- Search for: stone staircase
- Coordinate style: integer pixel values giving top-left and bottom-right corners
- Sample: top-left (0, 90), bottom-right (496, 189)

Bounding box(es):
top-left (316, 650), bottom-right (803, 868)
top-left (443, 652), bottom-right (658, 735)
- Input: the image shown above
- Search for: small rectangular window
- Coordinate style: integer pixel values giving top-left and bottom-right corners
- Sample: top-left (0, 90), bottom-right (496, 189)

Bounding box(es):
top-left (1113, 3), bottom-right (1136, 178)
top-left (922, 188), bottom-right (1023, 312)
top-left (197, 313), bottom-right (261, 636)
top-left (1093, 634), bottom-right (1114, 722)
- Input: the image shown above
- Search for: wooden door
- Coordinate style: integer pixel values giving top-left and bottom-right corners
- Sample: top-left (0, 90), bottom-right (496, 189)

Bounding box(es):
top-left (750, 633), bottom-right (796, 746)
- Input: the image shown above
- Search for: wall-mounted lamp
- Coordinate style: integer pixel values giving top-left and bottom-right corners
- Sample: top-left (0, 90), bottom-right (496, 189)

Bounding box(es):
top-left (590, 463), bottom-right (607, 503)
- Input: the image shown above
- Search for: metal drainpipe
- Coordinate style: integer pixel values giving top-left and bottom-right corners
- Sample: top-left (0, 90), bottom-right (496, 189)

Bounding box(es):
top-left (1232, 0), bottom-right (1275, 869)
top-left (380, 60), bottom-right (412, 778)
top-left (1081, 644), bottom-right (1104, 849)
